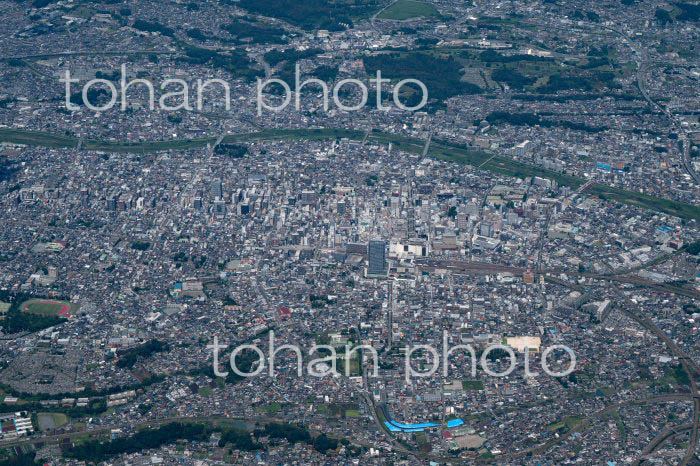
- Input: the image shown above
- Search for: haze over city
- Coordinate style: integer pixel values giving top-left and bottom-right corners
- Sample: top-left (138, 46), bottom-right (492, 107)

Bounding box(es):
top-left (0, 0), bottom-right (699, 464)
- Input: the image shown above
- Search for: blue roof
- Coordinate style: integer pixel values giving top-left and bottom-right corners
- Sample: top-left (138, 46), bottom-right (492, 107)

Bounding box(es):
top-left (384, 422), bottom-right (402, 432)
top-left (381, 404), bottom-right (440, 432)
top-left (447, 419), bottom-right (465, 428)
top-left (384, 418), bottom-right (438, 432)
top-left (390, 421), bottom-right (438, 429)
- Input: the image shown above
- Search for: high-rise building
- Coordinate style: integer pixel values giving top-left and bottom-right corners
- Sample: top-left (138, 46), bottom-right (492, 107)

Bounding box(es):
top-left (214, 201), bottom-right (226, 214)
top-left (457, 213), bottom-right (468, 230)
top-left (211, 180), bottom-right (223, 199)
top-left (300, 190), bottom-right (317, 205)
top-left (368, 240), bottom-right (387, 276)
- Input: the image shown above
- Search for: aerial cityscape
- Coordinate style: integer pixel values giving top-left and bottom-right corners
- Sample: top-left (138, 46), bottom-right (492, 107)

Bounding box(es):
top-left (0, 0), bottom-right (699, 464)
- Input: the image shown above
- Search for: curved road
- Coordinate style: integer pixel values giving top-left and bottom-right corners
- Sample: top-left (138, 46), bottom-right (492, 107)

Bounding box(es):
top-left (634, 423), bottom-right (695, 465)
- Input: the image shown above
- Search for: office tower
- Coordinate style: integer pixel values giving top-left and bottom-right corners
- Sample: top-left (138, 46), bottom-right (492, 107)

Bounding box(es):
top-left (214, 201), bottom-right (226, 214)
top-left (211, 180), bottom-right (223, 199)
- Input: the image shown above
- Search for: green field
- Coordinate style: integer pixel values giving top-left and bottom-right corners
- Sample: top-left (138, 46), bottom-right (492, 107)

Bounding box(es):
top-left (345, 409), bottom-right (361, 418)
top-left (337, 354), bottom-right (360, 375)
top-left (316, 403), bottom-right (329, 414)
top-left (237, 0), bottom-right (378, 31)
top-left (547, 416), bottom-right (583, 431)
top-left (37, 412), bottom-right (68, 431)
top-left (24, 303), bottom-right (61, 316)
top-left (462, 380), bottom-right (485, 391)
top-left (20, 300), bottom-right (71, 316)
top-left (378, 0), bottom-right (439, 20)
top-left (255, 402), bottom-right (282, 414)
top-left (2, 127), bottom-right (699, 221)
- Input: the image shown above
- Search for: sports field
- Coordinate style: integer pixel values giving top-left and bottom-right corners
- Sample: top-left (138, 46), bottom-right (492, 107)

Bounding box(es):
top-left (378, 0), bottom-right (439, 20)
top-left (20, 299), bottom-right (73, 317)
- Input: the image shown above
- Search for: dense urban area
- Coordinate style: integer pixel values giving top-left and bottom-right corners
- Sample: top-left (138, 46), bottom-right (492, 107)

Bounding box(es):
top-left (0, 0), bottom-right (700, 464)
